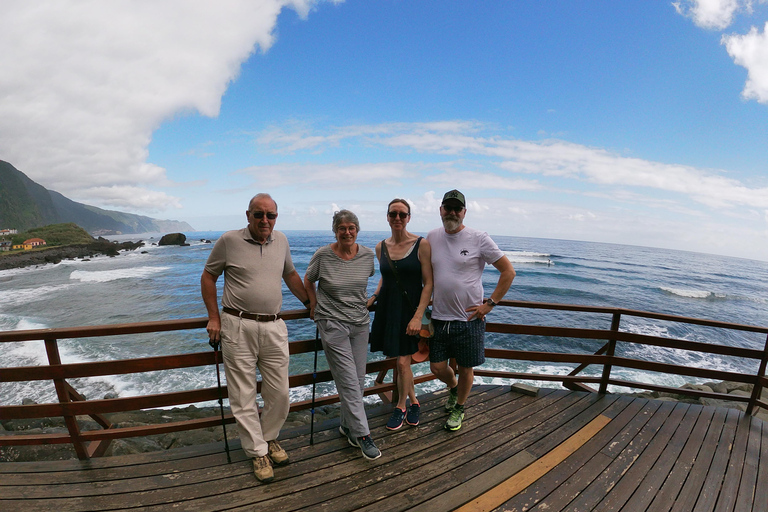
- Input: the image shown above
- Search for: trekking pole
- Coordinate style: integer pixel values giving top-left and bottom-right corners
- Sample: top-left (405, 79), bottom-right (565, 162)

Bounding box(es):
top-left (310, 326), bottom-right (319, 445)
top-left (210, 337), bottom-right (231, 463)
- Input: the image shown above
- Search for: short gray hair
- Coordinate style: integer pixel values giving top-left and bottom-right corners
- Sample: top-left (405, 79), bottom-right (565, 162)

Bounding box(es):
top-left (332, 209), bottom-right (360, 233)
top-left (249, 193), bottom-right (277, 210)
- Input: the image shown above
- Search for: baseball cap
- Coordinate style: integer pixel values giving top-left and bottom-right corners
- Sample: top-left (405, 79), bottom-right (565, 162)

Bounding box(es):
top-left (441, 189), bottom-right (466, 206)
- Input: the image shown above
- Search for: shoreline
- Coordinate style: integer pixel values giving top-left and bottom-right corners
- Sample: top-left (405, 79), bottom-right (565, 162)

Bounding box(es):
top-left (2, 379), bottom-right (765, 463)
top-left (0, 239), bottom-right (145, 271)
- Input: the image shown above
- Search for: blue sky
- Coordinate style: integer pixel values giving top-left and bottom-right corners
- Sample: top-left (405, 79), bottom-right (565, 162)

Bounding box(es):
top-left (3, 1), bottom-right (768, 260)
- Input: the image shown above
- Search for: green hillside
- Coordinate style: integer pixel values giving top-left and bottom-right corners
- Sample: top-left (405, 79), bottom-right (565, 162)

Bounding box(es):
top-left (0, 160), bottom-right (194, 234)
top-left (11, 223), bottom-right (94, 246)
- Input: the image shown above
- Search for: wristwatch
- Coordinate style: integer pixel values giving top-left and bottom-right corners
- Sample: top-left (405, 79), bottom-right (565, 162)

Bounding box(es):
top-left (487, 298), bottom-right (498, 307)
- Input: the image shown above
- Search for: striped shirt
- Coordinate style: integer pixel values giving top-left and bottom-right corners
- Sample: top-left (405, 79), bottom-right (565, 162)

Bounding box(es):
top-left (305, 244), bottom-right (374, 325)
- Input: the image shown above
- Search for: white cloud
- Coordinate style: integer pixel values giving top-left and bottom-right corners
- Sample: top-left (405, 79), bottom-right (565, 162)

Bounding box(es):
top-left (723, 22), bottom-right (768, 103)
top-left (0, 0), bottom-right (323, 212)
top-left (673, 0), bottom-right (742, 30)
top-left (264, 122), bottom-right (768, 211)
top-left (236, 162), bottom-right (412, 188)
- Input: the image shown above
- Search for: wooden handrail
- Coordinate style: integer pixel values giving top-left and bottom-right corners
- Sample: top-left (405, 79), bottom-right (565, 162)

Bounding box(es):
top-left (1, 300), bottom-right (766, 460)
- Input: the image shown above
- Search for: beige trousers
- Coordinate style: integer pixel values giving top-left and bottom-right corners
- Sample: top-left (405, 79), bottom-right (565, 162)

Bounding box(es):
top-left (220, 313), bottom-right (290, 458)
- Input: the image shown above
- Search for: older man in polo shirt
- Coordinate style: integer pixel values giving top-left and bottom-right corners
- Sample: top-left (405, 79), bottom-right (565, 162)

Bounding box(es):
top-left (201, 193), bottom-right (310, 483)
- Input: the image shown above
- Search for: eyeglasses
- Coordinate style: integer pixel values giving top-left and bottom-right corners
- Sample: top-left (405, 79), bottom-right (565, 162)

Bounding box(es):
top-left (442, 205), bottom-right (464, 214)
top-left (250, 211), bottom-right (278, 220)
top-left (388, 211), bottom-right (409, 219)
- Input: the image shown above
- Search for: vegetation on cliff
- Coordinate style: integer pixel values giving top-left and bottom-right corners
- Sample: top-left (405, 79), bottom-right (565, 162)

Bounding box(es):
top-left (9, 222), bottom-right (94, 246)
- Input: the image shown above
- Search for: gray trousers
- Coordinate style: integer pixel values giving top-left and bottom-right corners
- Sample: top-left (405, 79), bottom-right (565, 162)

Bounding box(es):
top-left (317, 319), bottom-right (370, 438)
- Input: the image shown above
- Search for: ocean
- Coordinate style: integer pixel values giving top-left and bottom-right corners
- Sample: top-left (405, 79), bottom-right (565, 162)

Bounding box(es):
top-left (2, 230), bottom-right (768, 408)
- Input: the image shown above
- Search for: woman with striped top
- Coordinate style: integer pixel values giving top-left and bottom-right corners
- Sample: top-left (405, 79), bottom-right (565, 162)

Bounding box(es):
top-left (303, 210), bottom-right (381, 460)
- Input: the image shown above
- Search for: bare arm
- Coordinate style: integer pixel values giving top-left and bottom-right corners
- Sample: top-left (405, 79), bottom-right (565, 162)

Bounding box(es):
top-left (367, 241), bottom-right (383, 310)
top-left (466, 255), bottom-right (515, 321)
top-left (201, 270), bottom-right (221, 342)
top-left (284, 269), bottom-right (310, 308)
top-left (407, 239), bottom-right (434, 336)
top-left (303, 272), bottom-right (318, 321)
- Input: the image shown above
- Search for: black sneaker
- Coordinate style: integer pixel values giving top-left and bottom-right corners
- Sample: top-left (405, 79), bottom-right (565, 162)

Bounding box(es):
top-left (356, 435), bottom-right (382, 460)
top-left (386, 408), bottom-right (406, 430)
top-left (406, 403), bottom-right (420, 426)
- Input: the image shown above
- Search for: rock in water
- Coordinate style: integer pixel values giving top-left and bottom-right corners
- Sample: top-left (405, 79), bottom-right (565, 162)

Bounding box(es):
top-left (158, 233), bottom-right (188, 246)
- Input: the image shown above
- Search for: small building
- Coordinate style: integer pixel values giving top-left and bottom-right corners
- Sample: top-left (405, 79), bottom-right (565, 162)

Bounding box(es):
top-left (23, 238), bottom-right (46, 247)
top-left (0, 228), bottom-right (17, 235)
top-left (0, 240), bottom-right (11, 252)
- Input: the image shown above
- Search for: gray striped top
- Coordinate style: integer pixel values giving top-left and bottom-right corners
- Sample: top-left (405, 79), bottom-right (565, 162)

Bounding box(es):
top-left (305, 244), bottom-right (375, 325)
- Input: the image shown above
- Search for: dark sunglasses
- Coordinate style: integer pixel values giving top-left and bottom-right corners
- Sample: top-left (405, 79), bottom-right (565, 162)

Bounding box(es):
top-left (251, 211), bottom-right (278, 220)
top-left (442, 205), bottom-right (464, 214)
top-left (387, 211), bottom-right (409, 219)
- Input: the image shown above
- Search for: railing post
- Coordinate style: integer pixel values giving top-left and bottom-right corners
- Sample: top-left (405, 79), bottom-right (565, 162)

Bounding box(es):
top-left (44, 338), bottom-right (89, 460)
top-left (747, 332), bottom-right (768, 416)
top-left (598, 313), bottom-right (621, 394)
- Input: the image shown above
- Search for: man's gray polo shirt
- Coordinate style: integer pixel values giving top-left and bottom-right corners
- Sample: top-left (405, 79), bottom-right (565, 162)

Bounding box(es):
top-left (204, 228), bottom-right (295, 315)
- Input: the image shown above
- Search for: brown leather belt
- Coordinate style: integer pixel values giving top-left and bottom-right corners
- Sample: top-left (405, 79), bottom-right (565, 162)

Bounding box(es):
top-left (223, 307), bottom-right (280, 322)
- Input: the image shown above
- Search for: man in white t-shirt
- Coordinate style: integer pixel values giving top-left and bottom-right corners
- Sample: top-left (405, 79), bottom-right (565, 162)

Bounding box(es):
top-left (427, 189), bottom-right (516, 432)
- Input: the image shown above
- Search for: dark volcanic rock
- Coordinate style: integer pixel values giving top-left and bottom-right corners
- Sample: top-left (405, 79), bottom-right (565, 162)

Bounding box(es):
top-left (158, 233), bottom-right (188, 246)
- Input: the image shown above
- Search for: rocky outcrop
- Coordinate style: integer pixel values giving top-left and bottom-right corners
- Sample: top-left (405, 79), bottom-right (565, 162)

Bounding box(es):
top-left (0, 239), bottom-right (144, 270)
top-left (158, 233), bottom-right (188, 246)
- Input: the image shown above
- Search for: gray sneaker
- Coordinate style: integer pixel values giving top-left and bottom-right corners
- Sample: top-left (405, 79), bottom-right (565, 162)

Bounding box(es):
top-left (356, 435), bottom-right (381, 460)
top-left (445, 387), bottom-right (459, 412)
top-left (340, 425), bottom-right (356, 447)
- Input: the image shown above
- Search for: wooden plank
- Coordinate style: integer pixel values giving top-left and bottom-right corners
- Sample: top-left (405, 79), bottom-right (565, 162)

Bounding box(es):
top-left (526, 399), bottom-right (664, 512)
top-left (646, 406), bottom-right (717, 512)
top-left (2, 387), bottom-right (514, 510)
top-left (668, 407), bottom-right (730, 512)
top-left (254, 389), bottom-right (573, 512)
top-left (455, 415), bottom-right (613, 512)
top-left (384, 392), bottom-right (613, 512)
top-left (501, 396), bottom-right (644, 512)
top-left (563, 400), bottom-right (678, 511)
top-left (713, 412), bottom-right (752, 512)
top-left (732, 417), bottom-right (761, 512)
top-left (590, 402), bottom-right (692, 511)
top-left (751, 420), bottom-right (768, 512)
top-left (688, 407), bottom-right (741, 512)
top-left (0, 389), bottom-right (761, 512)
top-left (620, 404), bottom-right (704, 511)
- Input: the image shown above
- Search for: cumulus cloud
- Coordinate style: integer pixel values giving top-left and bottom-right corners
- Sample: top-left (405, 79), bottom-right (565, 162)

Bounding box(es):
top-left (723, 22), bottom-right (768, 103)
top-left (0, 0), bottom-right (324, 212)
top-left (673, 0), bottom-right (742, 30)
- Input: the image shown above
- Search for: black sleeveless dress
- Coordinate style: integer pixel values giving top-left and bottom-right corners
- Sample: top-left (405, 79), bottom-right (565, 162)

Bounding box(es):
top-left (370, 238), bottom-right (423, 357)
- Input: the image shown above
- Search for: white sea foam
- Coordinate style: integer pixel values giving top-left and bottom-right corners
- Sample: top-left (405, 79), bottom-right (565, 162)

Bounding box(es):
top-left (70, 266), bottom-right (171, 283)
top-left (0, 284), bottom-right (74, 307)
top-left (502, 251), bottom-right (554, 265)
top-left (660, 287), bottom-right (725, 299)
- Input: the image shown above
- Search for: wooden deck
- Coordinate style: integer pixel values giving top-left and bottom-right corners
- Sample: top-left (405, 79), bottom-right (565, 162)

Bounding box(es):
top-left (1, 385), bottom-right (765, 512)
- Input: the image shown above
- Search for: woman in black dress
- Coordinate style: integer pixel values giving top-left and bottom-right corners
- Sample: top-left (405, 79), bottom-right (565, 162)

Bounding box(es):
top-left (368, 198), bottom-right (433, 430)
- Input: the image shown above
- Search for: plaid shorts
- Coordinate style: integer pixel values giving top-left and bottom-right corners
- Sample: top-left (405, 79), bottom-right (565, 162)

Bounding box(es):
top-left (429, 318), bottom-right (485, 368)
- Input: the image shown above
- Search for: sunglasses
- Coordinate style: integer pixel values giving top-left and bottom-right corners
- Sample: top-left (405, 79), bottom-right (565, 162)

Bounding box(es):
top-left (442, 205), bottom-right (464, 214)
top-left (388, 211), bottom-right (409, 219)
top-left (251, 211), bottom-right (278, 220)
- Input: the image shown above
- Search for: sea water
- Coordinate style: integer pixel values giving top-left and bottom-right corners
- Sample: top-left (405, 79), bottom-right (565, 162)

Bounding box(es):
top-left (2, 230), bottom-right (767, 407)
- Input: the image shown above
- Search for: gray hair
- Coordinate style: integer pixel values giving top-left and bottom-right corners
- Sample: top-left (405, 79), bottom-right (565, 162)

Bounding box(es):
top-left (332, 209), bottom-right (360, 233)
top-left (249, 193), bottom-right (277, 210)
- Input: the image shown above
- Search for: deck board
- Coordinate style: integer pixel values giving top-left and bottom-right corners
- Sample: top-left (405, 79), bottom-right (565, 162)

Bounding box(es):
top-left (0, 386), bottom-right (763, 512)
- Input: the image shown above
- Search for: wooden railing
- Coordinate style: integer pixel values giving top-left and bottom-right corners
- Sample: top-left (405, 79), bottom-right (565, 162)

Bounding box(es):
top-left (1, 301), bottom-right (767, 460)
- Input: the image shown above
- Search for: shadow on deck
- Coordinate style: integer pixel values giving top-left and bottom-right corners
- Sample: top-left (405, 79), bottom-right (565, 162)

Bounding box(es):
top-left (1, 385), bottom-right (766, 512)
